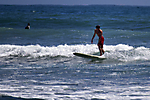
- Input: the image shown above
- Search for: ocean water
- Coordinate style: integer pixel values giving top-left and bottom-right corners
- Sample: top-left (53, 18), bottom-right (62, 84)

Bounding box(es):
top-left (0, 5), bottom-right (150, 100)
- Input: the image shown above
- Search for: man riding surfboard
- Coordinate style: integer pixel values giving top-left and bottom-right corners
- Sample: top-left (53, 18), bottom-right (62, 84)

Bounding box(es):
top-left (91, 25), bottom-right (105, 56)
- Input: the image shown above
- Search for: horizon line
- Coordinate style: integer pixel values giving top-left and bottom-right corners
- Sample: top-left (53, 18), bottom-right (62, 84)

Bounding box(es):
top-left (0, 4), bottom-right (149, 7)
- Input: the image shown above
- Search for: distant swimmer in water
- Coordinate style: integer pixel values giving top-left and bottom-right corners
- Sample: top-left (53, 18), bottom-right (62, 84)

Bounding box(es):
top-left (91, 25), bottom-right (105, 56)
top-left (25, 23), bottom-right (30, 29)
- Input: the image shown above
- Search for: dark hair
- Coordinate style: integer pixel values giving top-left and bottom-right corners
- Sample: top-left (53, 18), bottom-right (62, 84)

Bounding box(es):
top-left (96, 25), bottom-right (100, 28)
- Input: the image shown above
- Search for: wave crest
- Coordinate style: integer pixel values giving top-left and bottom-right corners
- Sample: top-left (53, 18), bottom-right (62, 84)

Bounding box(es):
top-left (0, 44), bottom-right (150, 62)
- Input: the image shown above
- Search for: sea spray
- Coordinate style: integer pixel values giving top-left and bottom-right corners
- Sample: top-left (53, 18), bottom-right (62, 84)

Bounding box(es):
top-left (0, 44), bottom-right (150, 62)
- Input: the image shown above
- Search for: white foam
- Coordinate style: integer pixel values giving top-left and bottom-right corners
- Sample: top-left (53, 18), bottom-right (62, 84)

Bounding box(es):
top-left (104, 44), bottom-right (134, 51)
top-left (104, 45), bottom-right (150, 62)
top-left (0, 44), bottom-right (150, 62)
top-left (0, 44), bottom-right (98, 58)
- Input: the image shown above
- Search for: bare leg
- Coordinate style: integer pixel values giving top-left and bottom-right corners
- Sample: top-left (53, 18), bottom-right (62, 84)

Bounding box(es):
top-left (102, 49), bottom-right (105, 54)
top-left (98, 46), bottom-right (103, 56)
top-left (100, 48), bottom-right (103, 56)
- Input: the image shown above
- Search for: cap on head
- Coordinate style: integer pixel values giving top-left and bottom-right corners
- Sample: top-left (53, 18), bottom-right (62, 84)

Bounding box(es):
top-left (96, 25), bottom-right (100, 28)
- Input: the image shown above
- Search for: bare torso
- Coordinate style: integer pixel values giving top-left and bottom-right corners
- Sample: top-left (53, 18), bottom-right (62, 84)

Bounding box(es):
top-left (95, 29), bottom-right (103, 43)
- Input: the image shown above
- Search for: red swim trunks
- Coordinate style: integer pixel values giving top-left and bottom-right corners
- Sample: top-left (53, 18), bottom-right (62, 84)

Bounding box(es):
top-left (98, 36), bottom-right (104, 48)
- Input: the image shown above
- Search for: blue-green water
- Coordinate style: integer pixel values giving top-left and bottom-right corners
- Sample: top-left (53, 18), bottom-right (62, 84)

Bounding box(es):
top-left (0, 5), bottom-right (150, 100)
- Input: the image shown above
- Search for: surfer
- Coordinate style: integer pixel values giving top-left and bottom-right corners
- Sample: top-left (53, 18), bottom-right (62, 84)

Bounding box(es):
top-left (91, 25), bottom-right (105, 56)
top-left (25, 23), bottom-right (30, 29)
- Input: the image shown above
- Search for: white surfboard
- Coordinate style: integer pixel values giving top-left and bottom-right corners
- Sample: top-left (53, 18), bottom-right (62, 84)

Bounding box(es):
top-left (73, 52), bottom-right (106, 60)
